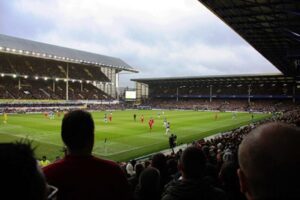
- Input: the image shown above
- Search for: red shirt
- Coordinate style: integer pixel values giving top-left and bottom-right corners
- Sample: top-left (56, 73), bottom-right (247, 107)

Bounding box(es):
top-left (43, 155), bottom-right (132, 200)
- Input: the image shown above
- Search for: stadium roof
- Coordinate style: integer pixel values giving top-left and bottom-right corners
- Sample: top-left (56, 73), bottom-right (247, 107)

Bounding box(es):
top-left (132, 73), bottom-right (296, 85)
top-left (198, 0), bottom-right (300, 77)
top-left (0, 34), bottom-right (138, 73)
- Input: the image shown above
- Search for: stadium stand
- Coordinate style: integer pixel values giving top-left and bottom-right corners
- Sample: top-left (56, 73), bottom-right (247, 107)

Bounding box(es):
top-left (133, 74), bottom-right (300, 113)
top-left (0, 34), bottom-right (137, 101)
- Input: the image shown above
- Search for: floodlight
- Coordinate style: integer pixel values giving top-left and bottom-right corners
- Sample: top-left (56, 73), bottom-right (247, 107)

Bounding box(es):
top-left (6, 48), bottom-right (10, 51)
top-left (32, 52), bottom-right (36, 55)
top-left (54, 56), bottom-right (57, 59)
top-left (36, 53), bottom-right (40, 56)
top-left (13, 74), bottom-right (17, 78)
top-left (12, 49), bottom-right (16, 52)
top-left (18, 50), bottom-right (23, 53)
top-left (25, 51), bottom-right (30, 54)
top-left (35, 76), bottom-right (39, 80)
top-left (79, 80), bottom-right (82, 83)
top-left (86, 80), bottom-right (90, 83)
top-left (0, 46), bottom-right (3, 50)
top-left (62, 57), bottom-right (65, 60)
top-left (24, 75), bottom-right (28, 79)
top-left (1, 73), bottom-right (4, 77)
top-left (283, 84), bottom-right (287, 86)
top-left (42, 53), bottom-right (46, 57)
top-left (44, 77), bottom-right (48, 80)
top-left (64, 79), bottom-right (67, 82)
top-left (72, 79), bottom-right (75, 83)
top-left (55, 78), bottom-right (59, 81)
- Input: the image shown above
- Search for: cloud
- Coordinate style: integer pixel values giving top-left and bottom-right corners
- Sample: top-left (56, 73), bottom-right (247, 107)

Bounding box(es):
top-left (1, 0), bottom-right (280, 87)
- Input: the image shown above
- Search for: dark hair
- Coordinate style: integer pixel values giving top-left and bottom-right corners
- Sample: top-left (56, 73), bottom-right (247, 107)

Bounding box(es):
top-left (180, 146), bottom-right (206, 179)
top-left (61, 110), bottom-right (94, 151)
top-left (151, 153), bottom-right (167, 173)
top-left (135, 167), bottom-right (160, 200)
top-left (0, 142), bottom-right (46, 200)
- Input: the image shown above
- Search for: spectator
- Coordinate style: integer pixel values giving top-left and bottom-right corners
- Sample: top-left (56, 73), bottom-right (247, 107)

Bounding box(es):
top-left (219, 162), bottom-right (245, 200)
top-left (134, 167), bottom-right (160, 200)
top-left (0, 142), bottom-right (47, 200)
top-left (162, 146), bottom-right (226, 200)
top-left (151, 153), bottom-right (171, 193)
top-left (126, 162), bottom-right (135, 177)
top-left (238, 122), bottom-right (300, 199)
top-left (144, 160), bottom-right (151, 168)
top-left (43, 110), bottom-right (132, 200)
top-left (128, 163), bottom-right (144, 192)
top-left (39, 155), bottom-right (51, 167)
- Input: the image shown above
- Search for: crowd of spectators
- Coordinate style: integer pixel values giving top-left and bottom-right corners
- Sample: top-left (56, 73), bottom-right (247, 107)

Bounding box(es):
top-left (0, 54), bottom-right (109, 82)
top-left (0, 76), bottom-right (111, 100)
top-left (6, 107), bottom-right (292, 199)
top-left (0, 102), bottom-right (84, 113)
top-left (0, 102), bottom-right (125, 114)
top-left (150, 83), bottom-right (295, 98)
top-left (142, 99), bottom-right (299, 112)
top-left (114, 108), bottom-right (300, 200)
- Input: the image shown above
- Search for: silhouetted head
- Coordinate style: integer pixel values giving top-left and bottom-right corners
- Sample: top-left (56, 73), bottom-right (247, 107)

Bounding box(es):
top-left (238, 122), bottom-right (300, 199)
top-left (0, 142), bottom-right (47, 200)
top-left (179, 146), bottom-right (206, 180)
top-left (135, 163), bottom-right (145, 178)
top-left (151, 153), bottom-right (167, 174)
top-left (61, 110), bottom-right (94, 155)
top-left (136, 167), bottom-right (160, 199)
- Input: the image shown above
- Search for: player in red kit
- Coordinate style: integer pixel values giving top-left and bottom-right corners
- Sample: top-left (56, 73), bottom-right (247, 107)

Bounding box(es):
top-left (149, 118), bottom-right (154, 131)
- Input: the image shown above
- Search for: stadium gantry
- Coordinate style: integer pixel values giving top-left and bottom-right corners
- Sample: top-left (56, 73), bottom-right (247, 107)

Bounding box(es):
top-left (132, 1), bottom-right (300, 103)
top-left (0, 34), bottom-right (138, 101)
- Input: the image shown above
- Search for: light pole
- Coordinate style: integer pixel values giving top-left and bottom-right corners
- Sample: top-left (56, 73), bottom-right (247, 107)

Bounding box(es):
top-left (176, 86), bottom-right (186, 102)
top-left (248, 84), bottom-right (251, 104)
top-left (176, 87), bottom-right (179, 102)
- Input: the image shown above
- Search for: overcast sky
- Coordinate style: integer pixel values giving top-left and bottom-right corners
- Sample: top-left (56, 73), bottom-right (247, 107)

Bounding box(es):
top-left (0, 0), bottom-right (280, 87)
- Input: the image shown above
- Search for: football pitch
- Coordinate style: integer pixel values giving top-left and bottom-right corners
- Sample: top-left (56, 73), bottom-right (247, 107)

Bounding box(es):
top-left (0, 110), bottom-right (270, 161)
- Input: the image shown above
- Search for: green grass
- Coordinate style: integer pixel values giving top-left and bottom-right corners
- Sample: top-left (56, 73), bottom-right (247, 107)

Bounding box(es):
top-left (0, 110), bottom-right (270, 161)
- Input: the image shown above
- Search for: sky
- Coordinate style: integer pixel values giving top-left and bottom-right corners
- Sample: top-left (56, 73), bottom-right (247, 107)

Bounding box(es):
top-left (0, 0), bottom-right (280, 87)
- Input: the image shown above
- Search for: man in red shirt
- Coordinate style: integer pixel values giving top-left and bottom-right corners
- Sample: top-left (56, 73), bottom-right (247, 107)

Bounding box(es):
top-left (43, 110), bottom-right (132, 200)
top-left (148, 118), bottom-right (154, 131)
